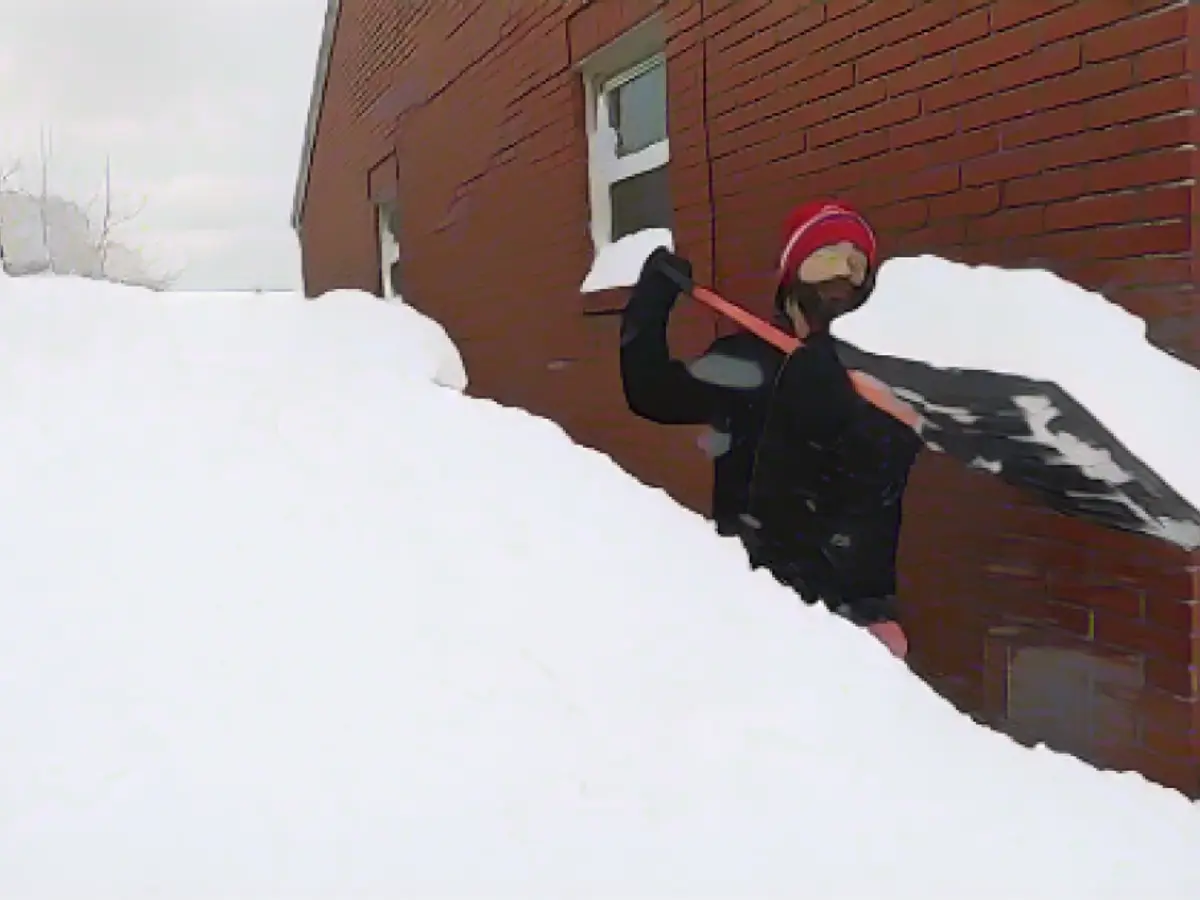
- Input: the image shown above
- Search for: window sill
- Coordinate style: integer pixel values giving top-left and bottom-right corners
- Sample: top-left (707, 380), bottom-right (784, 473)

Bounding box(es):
top-left (580, 286), bottom-right (630, 315)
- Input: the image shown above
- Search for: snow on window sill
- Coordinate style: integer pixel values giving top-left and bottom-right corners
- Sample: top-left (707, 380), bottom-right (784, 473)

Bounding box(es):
top-left (580, 227), bottom-right (674, 295)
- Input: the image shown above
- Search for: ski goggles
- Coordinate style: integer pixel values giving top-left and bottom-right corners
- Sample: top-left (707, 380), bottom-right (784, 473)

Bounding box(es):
top-left (797, 243), bottom-right (869, 287)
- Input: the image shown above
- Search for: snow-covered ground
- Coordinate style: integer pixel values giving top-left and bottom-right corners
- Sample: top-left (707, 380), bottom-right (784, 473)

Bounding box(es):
top-left (1, 270), bottom-right (1198, 897)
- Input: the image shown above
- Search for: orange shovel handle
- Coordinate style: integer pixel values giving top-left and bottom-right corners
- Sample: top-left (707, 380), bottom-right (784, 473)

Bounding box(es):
top-left (691, 285), bottom-right (800, 353)
top-left (687, 285), bottom-right (922, 430)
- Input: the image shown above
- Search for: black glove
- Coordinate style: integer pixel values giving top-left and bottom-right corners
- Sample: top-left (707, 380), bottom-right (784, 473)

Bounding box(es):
top-left (622, 248), bottom-right (694, 348)
top-left (636, 247), bottom-right (693, 304)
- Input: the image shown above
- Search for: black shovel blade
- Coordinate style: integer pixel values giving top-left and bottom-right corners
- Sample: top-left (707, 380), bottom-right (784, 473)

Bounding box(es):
top-left (834, 341), bottom-right (1200, 551)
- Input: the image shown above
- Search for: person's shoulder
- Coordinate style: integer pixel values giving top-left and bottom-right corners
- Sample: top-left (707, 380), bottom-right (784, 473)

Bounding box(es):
top-left (708, 330), bottom-right (782, 362)
top-left (686, 331), bottom-right (781, 391)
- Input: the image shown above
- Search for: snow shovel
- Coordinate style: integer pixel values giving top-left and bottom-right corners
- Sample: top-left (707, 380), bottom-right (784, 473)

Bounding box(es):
top-left (650, 258), bottom-right (1200, 553)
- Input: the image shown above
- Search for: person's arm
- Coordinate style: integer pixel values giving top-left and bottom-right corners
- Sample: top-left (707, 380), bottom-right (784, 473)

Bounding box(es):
top-left (619, 249), bottom-right (734, 425)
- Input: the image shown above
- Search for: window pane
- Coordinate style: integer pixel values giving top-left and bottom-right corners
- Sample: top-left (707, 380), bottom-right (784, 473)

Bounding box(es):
top-left (607, 61), bottom-right (667, 157)
top-left (610, 164), bottom-right (672, 241)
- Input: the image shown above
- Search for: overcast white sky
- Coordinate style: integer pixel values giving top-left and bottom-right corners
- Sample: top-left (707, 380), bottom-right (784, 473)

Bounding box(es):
top-left (0, 0), bottom-right (328, 289)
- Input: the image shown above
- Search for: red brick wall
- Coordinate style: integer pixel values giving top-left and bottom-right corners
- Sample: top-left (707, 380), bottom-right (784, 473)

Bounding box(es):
top-left (303, 0), bottom-right (718, 509)
top-left (299, 0), bottom-right (1199, 795)
top-left (700, 0), bottom-right (1200, 363)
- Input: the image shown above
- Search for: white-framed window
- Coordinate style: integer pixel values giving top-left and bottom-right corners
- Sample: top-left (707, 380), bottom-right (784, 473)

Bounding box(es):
top-left (377, 202), bottom-right (400, 301)
top-left (583, 44), bottom-right (672, 253)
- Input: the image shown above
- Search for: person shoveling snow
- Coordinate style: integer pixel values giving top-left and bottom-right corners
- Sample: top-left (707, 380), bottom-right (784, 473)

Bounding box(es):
top-left (620, 201), bottom-right (914, 658)
top-left (600, 197), bottom-right (1200, 663)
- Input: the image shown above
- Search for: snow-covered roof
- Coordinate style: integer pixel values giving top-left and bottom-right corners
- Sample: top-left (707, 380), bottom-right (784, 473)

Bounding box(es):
top-left (290, 0), bottom-right (342, 232)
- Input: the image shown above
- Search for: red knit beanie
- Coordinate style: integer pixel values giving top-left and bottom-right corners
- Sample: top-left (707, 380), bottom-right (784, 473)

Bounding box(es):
top-left (777, 199), bottom-right (878, 289)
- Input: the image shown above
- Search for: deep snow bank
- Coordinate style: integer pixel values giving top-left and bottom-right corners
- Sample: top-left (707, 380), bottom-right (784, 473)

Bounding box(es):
top-left (832, 256), bottom-right (1200, 545)
top-left (0, 271), bottom-right (468, 393)
top-left (0, 274), bottom-right (1197, 897)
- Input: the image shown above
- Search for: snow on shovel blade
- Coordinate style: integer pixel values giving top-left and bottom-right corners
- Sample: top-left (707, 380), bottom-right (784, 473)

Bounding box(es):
top-left (833, 340), bottom-right (1200, 551)
top-left (832, 256), bottom-right (1200, 551)
top-left (579, 228), bottom-right (674, 293)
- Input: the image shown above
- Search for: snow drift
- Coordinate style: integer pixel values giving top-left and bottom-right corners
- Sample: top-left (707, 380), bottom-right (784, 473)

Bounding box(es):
top-left (0, 271), bottom-right (468, 392)
top-left (832, 256), bottom-right (1200, 550)
top-left (0, 273), bottom-right (1197, 897)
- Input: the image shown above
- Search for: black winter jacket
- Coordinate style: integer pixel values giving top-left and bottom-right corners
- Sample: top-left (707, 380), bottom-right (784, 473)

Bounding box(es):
top-left (619, 269), bottom-right (922, 622)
